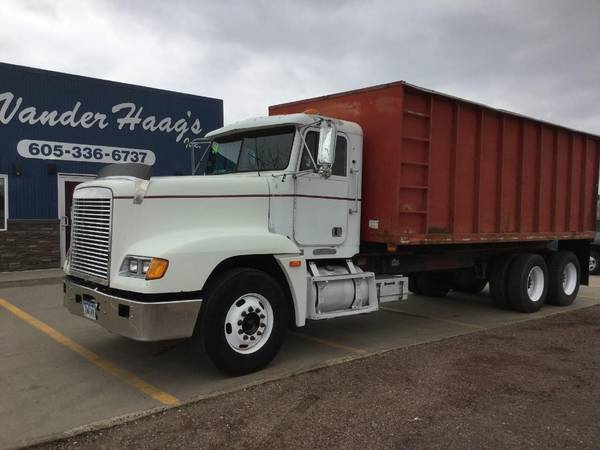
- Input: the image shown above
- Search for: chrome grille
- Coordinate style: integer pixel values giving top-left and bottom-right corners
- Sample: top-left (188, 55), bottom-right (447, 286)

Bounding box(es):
top-left (70, 197), bottom-right (112, 282)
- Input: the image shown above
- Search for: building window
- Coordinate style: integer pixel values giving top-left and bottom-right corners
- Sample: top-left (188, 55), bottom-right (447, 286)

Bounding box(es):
top-left (0, 175), bottom-right (7, 231)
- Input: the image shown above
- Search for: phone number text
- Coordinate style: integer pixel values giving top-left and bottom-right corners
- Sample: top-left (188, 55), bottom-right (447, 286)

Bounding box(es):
top-left (17, 139), bottom-right (156, 165)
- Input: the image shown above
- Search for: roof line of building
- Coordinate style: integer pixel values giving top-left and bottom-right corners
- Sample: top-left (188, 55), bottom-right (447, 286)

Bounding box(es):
top-left (0, 61), bottom-right (223, 105)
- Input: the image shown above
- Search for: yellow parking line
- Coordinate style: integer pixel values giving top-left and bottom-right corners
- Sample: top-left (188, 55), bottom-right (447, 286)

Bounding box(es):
top-left (290, 331), bottom-right (368, 355)
top-left (380, 306), bottom-right (484, 330)
top-left (0, 297), bottom-right (180, 407)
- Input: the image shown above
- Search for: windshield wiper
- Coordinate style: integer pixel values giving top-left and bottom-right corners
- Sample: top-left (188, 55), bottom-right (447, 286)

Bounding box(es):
top-left (248, 152), bottom-right (263, 177)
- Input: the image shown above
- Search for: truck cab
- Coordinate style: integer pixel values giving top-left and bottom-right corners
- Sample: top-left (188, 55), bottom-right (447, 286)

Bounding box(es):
top-left (63, 113), bottom-right (391, 374)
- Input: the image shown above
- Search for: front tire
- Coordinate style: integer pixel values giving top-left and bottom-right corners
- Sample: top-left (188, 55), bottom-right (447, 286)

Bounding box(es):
top-left (507, 253), bottom-right (548, 313)
top-left (201, 268), bottom-right (289, 375)
top-left (547, 251), bottom-right (580, 306)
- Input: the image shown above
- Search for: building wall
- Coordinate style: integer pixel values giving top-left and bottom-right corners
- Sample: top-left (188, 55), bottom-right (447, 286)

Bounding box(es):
top-left (0, 220), bottom-right (60, 271)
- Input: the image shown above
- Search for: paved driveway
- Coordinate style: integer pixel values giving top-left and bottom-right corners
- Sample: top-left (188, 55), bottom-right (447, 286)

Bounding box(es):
top-left (2, 278), bottom-right (599, 449)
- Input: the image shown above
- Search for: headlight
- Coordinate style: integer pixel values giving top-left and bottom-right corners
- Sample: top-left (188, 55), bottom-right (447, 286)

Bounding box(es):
top-left (120, 256), bottom-right (169, 280)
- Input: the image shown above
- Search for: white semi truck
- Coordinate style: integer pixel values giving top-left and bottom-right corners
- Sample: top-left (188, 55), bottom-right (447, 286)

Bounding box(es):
top-left (64, 82), bottom-right (597, 374)
top-left (64, 113), bottom-right (404, 374)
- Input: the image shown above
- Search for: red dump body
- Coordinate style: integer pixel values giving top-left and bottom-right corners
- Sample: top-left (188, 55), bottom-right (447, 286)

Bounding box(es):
top-left (270, 82), bottom-right (600, 246)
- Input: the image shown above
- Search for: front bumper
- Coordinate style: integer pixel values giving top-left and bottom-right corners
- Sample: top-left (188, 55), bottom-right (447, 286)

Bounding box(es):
top-left (63, 277), bottom-right (203, 341)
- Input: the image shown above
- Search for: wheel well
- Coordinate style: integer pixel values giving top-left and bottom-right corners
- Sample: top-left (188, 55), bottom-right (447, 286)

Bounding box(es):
top-left (203, 255), bottom-right (296, 327)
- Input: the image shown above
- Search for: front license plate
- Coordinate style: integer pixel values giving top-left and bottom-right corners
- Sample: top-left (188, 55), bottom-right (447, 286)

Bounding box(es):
top-left (82, 299), bottom-right (98, 321)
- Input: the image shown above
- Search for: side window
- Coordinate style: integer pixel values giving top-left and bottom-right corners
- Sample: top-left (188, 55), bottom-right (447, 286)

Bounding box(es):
top-left (332, 136), bottom-right (347, 177)
top-left (299, 131), bottom-right (348, 177)
top-left (0, 175), bottom-right (7, 231)
top-left (299, 131), bottom-right (319, 171)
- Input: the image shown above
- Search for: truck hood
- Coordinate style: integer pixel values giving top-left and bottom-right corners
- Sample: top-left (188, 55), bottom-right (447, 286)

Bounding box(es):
top-left (72, 174), bottom-right (286, 291)
top-left (78, 173), bottom-right (271, 199)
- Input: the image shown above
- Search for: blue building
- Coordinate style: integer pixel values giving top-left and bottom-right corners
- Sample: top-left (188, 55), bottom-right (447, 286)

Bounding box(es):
top-left (0, 63), bottom-right (223, 271)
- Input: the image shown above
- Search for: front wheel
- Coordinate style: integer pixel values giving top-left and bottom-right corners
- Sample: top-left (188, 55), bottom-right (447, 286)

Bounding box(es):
top-left (200, 268), bottom-right (289, 375)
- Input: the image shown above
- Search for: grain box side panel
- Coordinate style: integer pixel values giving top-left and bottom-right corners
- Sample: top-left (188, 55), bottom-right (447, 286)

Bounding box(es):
top-left (398, 88), bottom-right (431, 237)
top-left (568, 134), bottom-right (583, 231)
top-left (500, 117), bottom-right (520, 232)
top-left (555, 130), bottom-right (570, 232)
top-left (520, 120), bottom-right (538, 233)
top-left (538, 125), bottom-right (554, 232)
top-left (428, 97), bottom-right (454, 235)
top-left (479, 111), bottom-right (501, 233)
top-left (453, 104), bottom-right (478, 234)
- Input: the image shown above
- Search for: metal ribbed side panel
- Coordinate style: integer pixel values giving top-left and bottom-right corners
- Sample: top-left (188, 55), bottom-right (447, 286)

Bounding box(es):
top-left (70, 198), bottom-right (112, 281)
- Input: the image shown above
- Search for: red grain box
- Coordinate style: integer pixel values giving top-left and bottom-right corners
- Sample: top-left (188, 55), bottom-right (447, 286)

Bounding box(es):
top-left (270, 82), bottom-right (600, 246)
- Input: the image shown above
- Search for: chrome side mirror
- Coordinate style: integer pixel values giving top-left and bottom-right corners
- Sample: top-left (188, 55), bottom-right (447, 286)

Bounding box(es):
top-left (317, 120), bottom-right (337, 177)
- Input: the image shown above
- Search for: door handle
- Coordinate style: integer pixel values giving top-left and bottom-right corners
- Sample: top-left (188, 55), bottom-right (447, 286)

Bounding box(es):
top-left (61, 215), bottom-right (70, 227)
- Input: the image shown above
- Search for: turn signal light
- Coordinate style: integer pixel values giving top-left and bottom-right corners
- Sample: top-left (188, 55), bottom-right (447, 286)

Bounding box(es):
top-left (386, 243), bottom-right (398, 253)
top-left (145, 258), bottom-right (169, 280)
top-left (289, 260), bottom-right (302, 267)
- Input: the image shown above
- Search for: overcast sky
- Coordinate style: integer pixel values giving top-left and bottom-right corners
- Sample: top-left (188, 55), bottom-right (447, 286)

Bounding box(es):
top-left (1, 0), bottom-right (598, 133)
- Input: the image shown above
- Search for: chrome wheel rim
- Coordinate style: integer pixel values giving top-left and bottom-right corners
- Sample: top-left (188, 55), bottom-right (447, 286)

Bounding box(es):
top-left (527, 266), bottom-right (544, 302)
top-left (224, 293), bottom-right (273, 354)
top-left (561, 262), bottom-right (577, 295)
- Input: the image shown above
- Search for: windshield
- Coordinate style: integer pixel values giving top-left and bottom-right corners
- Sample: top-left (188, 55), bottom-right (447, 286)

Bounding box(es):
top-left (205, 126), bottom-right (296, 175)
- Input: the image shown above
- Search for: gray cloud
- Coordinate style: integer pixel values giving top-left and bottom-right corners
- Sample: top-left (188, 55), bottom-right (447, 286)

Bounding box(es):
top-left (0, 0), bottom-right (598, 133)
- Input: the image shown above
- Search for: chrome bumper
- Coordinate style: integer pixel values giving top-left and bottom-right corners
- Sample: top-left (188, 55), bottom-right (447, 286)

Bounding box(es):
top-left (63, 278), bottom-right (203, 341)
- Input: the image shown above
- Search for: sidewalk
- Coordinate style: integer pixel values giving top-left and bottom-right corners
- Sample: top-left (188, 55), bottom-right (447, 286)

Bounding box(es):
top-left (0, 268), bottom-right (64, 288)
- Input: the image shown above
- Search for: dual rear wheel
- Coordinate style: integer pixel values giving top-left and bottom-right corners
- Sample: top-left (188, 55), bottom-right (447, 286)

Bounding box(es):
top-left (489, 251), bottom-right (580, 313)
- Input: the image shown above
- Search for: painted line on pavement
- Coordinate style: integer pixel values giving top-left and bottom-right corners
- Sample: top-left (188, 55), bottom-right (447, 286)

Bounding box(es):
top-left (290, 331), bottom-right (368, 355)
top-left (380, 306), bottom-right (485, 330)
top-left (0, 297), bottom-right (181, 407)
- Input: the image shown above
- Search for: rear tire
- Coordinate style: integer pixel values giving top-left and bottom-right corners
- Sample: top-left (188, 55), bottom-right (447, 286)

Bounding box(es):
top-left (408, 275), bottom-right (422, 295)
top-left (200, 268), bottom-right (289, 375)
top-left (451, 269), bottom-right (488, 294)
top-left (589, 249), bottom-right (600, 275)
top-left (547, 251), bottom-right (580, 306)
top-left (416, 272), bottom-right (451, 297)
top-left (507, 253), bottom-right (548, 313)
top-left (489, 254), bottom-right (515, 309)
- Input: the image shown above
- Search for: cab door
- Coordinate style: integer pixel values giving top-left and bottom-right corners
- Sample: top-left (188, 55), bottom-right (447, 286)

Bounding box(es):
top-left (293, 131), bottom-right (350, 246)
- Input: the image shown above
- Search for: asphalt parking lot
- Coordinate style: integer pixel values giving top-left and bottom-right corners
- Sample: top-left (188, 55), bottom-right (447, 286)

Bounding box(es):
top-left (2, 276), bottom-right (600, 449)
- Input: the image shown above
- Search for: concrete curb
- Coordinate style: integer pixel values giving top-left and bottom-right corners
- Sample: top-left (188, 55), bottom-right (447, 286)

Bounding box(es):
top-left (0, 269), bottom-right (64, 289)
top-left (0, 277), bottom-right (63, 289)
